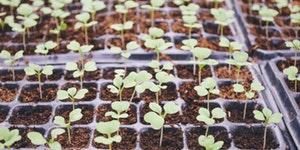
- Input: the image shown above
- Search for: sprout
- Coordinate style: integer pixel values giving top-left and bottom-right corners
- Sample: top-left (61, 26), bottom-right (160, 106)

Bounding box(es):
top-left (27, 128), bottom-right (65, 150)
top-left (153, 71), bottom-right (174, 103)
top-left (105, 101), bottom-right (130, 120)
top-left (225, 51), bottom-right (250, 83)
top-left (144, 102), bottom-right (180, 147)
top-left (0, 12), bottom-right (7, 30)
top-left (81, 0), bottom-right (106, 23)
top-left (210, 8), bottom-right (234, 37)
top-left (290, 13), bottom-right (300, 38)
top-left (173, 0), bottom-right (191, 6)
top-left (257, 6), bottom-right (278, 38)
top-left (179, 3), bottom-right (199, 16)
top-left (0, 127), bottom-right (21, 149)
top-left (24, 63), bottom-right (54, 99)
top-left (180, 4), bottom-right (201, 38)
top-left (142, 27), bottom-right (173, 61)
top-left (181, 38), bottom-right (198, 75)
top-left (0, 0), bottom-right (21, 14)
top-left (75, 12), bottom-right (97, 44)
top-left (110, 21), bottom-right (133, 48)
top-left (115, 0), bottom-right (138, 23)
top-left (57, 87), bottom-right (88, 109)
top-left (283, 66), bottom-right (300, 92)
top-left (141, 0), bottom-right (165, 26)
top-left (233, 80), bottom-right (265, 120)
top-left (148, 60), bottom-right (173, 73)
top-left (35, 41), bottom-right (57, 58)
top-left (107, 69), bottom-right (126, 101)
top-left (194, 77), bottom-right (219, 111)
top-left (110, 41), bottom-right (139, 59)
top-left (208, 0), bottom-right (225, 8)
top-left (285, 40), bottom-right (300, 66)
top-left (54, 108), bottom-right (83, 143)
top-left (94, 120), bottom-right (121, 150)
top-left (219, 37), bottom-right (242, 60)
top-left (198, 135), bottom-right (224, 150)
top-left (253, 108), bottom-right (283, 149)
top-left (67, 40), bottom-right (94, 68)
top-left (0, 50), bottom-right (23, 81)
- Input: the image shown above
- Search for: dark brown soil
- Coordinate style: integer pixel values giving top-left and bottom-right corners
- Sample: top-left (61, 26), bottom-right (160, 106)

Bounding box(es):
top-left (106, 34), bottom-right (138, 49)
top-left (100, 82), bottom-right (136, 102)
top-left (0, 69), bottom-right (25, 81)
top-left (253, 38), bottom-right (288, 51)
top-left (102, 67), bottom-right (136, 80)
top-left (56, 127), bottom-right (91, 148)
top-left (11, 127), bottom-right (45, 148)
top-left (0, 105), bottom-right (9, 122)
top-left (140, 128), bottom-right (183, 150)
top-left (27, 69), bottom-right (64, 81)
top-left (225, 102), bottom-right (263, 123)
top-left (276, 59), bottom-right (300, 71)
top-left (65, 69), bottom-right (101, 81)
top-left (231, 126), bottom-right (280, 149)
top-left (19, 84), bottom-right (58, 103)
top-left (9, 105), bottom-right (52, 125)
top-left (96, 104), bottom-right (137, 124)
top-left (214, 64), bottom-right (253, 82)
top-left (171, 21), bottom-right (201, 34)
top-left (92, 128), bottom-right (137, 149)
top-left (0, 84), bottom-right (18, 102)
top-left (55, 104), bottom-right (94, 125)
top-left (186, 126), bottom-right (231, 150)
top-left (219, 82), bottom-right (258, 100)
top-left (61, 82), bottom-right (97, 101)
top-left (140, 82), bottom-right (178, 103)
top-left (176, 65), bottom-right (212, 79)
top-left (140, 20), bottom-right (170, 33)
top-left (203, 22), bottom-right (232, 36)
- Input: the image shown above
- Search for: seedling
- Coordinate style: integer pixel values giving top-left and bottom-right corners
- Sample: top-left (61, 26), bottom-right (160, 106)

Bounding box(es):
top-left (208, 0), bottom-right (225, 8)
top-left (24, 63), bottom-right (54, 99)
top-left (233, 80), bottom-right (265, 120)
top-left (57, 87), bottom-right (88, 109)
top-left (141, 0), bottom-right (165, 26)
top-left (226, 51), bottom-right (251, 83)
top-left (35, 41), bottom-right (57, 59)
top-left (115, 0), bottom-right (138, 23)
top-left (180, 4), bottom-right (201, 38)
top-left (54, 108), bottom-right (83, 143)
top-left (289, 4), bottom-right (300, 13)
top-left (67, 40), bottom-right (94, 68)
top-left (94, 120), bottom-right (121, 150)
top-left (105, 101), bottom-right (130, 121)
top-left (181, 38), bottom-right (198, 75)
top-left (285, 40), bottom-right (300, 66)
top-left (253, 108), bottom-right (283, 149)
top-left (179, 3), bottom-right (199, 16)
top-left (194, 77), bottom-right (219, 111)
top-left (290, 13), bottom-right (300, 38)
top-left (0, 50), bottom-right (23, 81)
top-left (0, 0), bottom-right (21, 14)
top-left (142, 27), bottom-right (173, 61)
top-left (173, 0), bottom-right (191, 6)
top-left (81, 0), bottom-right (106, 24)
top-left (153, 71), bottom-right (174, 103)
top-left (210, 8), bottom-right (234, 37)
top-left (27, 128), bottom-right (65, 150)
top-left (110, 21), bottom-right (133, 48)
top-left (75, 12), bottom-right (97, 44)
top-left (257, 6), bottom-right (278, 38)
top-left (107, 69), bottom-right (126, 101)
top-left (110, 41), bottom-right (139, 59)
top-left (144, 102), bottom-right (180, 147)
top-left (0, 12), bottom-right (6, 30)
top-left (198, 135), bottom-right (224, 150)
top-left (219, 37), bottom-right (242, 60)
top-left (148, 60), bottom-right (174, 73)
top-left (283, 66), bottom-right (300, 92)
top-left (0, 127), bottom-right (21, 149)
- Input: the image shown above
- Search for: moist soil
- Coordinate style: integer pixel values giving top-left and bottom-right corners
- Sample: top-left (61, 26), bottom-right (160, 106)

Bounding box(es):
top-left (276, 59), bottom-right (300, 71)
top-left (0, 105), bottom-right (9, 122)
top-left (96, 104), bottom-right (137, 124)
top-left (100, 82), bottom-right (136, 102)
top-left (56, 127), bottom-right (91, 148)
top-left (176, 65), bottom-right (212, 79)
top-left (27, 69), bottom-right (64, 81)
top-left (19, 84), bottom-right (58, 103)
top-left (55, 104), bottom-right (94, 125)
top-left (214, 64), bottom-right (253, 82)
top-left (11, 127), bottom-right (45, 149)
top-left (225, 102), bottom-right (263, 123)
top-left (0, 84), bottom-right (18, 102)
top-left (0, 69), bottom-right (25, 82)
top-left (65, 69), bottom-right (101, 81)
top-left (219, 82), bottom-right (256, 100)
top-left (102, 67), bottom-right (136, 80)
top-left (140, 82), bottom-right (178, 103)
top-left (61, 82), bottom-right (97, 101)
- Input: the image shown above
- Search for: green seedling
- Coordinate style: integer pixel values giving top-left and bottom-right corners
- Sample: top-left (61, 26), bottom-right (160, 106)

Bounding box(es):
top-left (54, 108), bottom-right (83, 143)
top-left (290, 13), bottom-right (300, 38)
top-left (0, 127), bottom-right (21, 149)
top-left (208, 0), bottom-right (225, 8)
top-left (198, 135), bottom-right (224, 150)
top-left (105, 101), bottom-right (130, 121)
top-left (81, 0), bottom-right (106, 24)
top-left (110, 41), bottom-right (139, 59)
top-left (35, 41), bottom-right (57, 60)
top-left (194, 77), bottom-right (219, 111)
top-left (275, 0), bottom-right (288, 14)
top-left (142, 27), bottom-right (173, 61)
top-left (181, 38), bottom-right (199, 75)
top-left (179, 3), bottom-right (199, 16)
top-left (219, 37), bottom-right (242, 60)
top-left (285, 40), bottom-right (300, 66)
top-left (226, 51), bottom-right (250, 83)
top-left (180, 3), bottom-right (201, 38)
top-left (24, 63), bottom-right (54, 99)
top-left (57, 87), bottom-right (88, 109)
top-left (197, 107), bottom-right (226, 136)
top-left (67, 40), bottom-right (94, 68)
top-left (173, 0), bottom-right (191, 6)
top-left (115, 0), bottom-right (138, 23)
top-left (144, 102), bottom-right (180, 147)
top-left (75, 12), bottom-right (97, 44)
top-left (253, 108), bottom-right (283, 149)
top-left (148, 60), bottom-right (173, 73)
top-left (257, 6), bottom-right (278, 38)
top-left (153, 71), bottom-right (174, 103)
top-left (27, 128), bottom-right (65, 150)
top-left (141, 0), bottom-right (165, 26)
top-left (0, 0), bottom-right (21, 14)
top-left (283, 66), bottom-right (300, 92)
top-left (210, 8), bottom-right (234, 37)
top-left (0, 12), bottom-right (6, 30)
top-left (107, 69), bottom-right (127, 101)
top-left (111, 21), bottom-right (133, 48)
top-left (94, 120), bottom-right (121, 150)
top-left (233, 80), bottom-right (265, 120)
top-left (0, 50), bottom-right (23, 81)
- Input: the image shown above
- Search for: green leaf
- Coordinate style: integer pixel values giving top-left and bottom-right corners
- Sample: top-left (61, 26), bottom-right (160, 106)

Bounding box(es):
top-left (126, 41), bottom-right (139, 50)
top-left (211, 108), bottom-right (226, 119)
top-left (111, 101), bottom-right (130, 112)
top-left (253, 110), bottom-right (265, 121)
top-left (27, 132), bottom-right (47, 145)
top-left (74, 88), bottom-right (88, 99)
top-left (75, 12), bottom-right (90, 23)
top-left (155, 71), bottom-right (173, 83)
top-left (67, 87), bottom-right (77, 97)
top-left (251, 81), bottom-right (265, 91)
top-left (268, 113), bottom-right (283, 124)
top-left (84, 61), bottom-right (97, 72)
top-left (53, 116), bottom-right (67, 127)
top-left (94, 136), bottom-right (113, 145)
top-left (0, 50), bottom-right (11, 59)
top-left (144, 112), bottom-right (164, 129)
top-left (67, 40), bottom-right (80, 51)
top-left (96, 120), bottom-right (120, 134)
top-left (57, 90), bottom-right (69, 100)
top-left (107, 85), bottom-right (119, 94)
top-left (233, 84), bottom-right (245, 93)
top-left (149, 102), bottom-right (162, 114)
top-left (50, 128), bottom-right (65, 139)
top-left (194, 86), bottom-right (208, 96)
top-left (69, 108), bottom-right (83, 122)
top-left (65, 62), bottom-right (78, 71)
top-left (149, 27), bottom-right (164, 38)
top-left (48, 141), bottom-right (62, 150)
top-left (163, 102), bottom-right (180, 114)
top-left (42, 65), bottom-right (54, 75)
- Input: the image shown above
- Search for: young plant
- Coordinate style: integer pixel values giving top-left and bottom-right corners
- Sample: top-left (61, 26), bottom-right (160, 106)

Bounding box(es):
top-left (219, 37), bottom-right (242, 60)
top-left (285, 40), bottom-right (300, 66)
top-left (180, 3), bottom-right (201, 38)
top-left (24, 63), bottom-right (54, 99)
top-left (194, 77), bottom-right (219, 111)
top-left (144, 102), bottom-right (180, 147)
top-left (105, 101), bottom-right (130, 121)
top-left (0, 0), bottom-right (21, 14)
top-left (57, 87), bottom-right (88, 110)
top-left (142, 27), bottom-right (173, 61)
top-left (75, 12), bottom-right (97, 44)
top-left (141, 0), bottom-right (165, 27)
top-left (253, 108), bottom-right (283, 149)
top-left (35, 41), bottom-right (57, 58)
top-left (0, 50), bottom-right (23, 81)
top-left (0, 12), bottom-right (6, 30)
top-left (110, 41), bottom-right (139, 59)
top-left (54, 108), bottom-right (83, 143)
top-left (233, 80), bottom-right (265, 120)
top-left (67, 40), bottom-right (94, 67)
top-left (198, 135), bottom-right (224, 150)
top-left (153, 71), bottom-right (174, 103)
top-left (94, 120), bottom-right (121, 150)
top-left (258, 6), bottom-right (278, 38)
top-left (226, 51), bottom-right (250, 83)
top-left (148, 60), bottom-right (173, 73)
top-left (283, 66), bottom-right (300, 92)
top-left (27, 128), bottom-right (65, 150)
top-left (110, 21), bottom-right (133, 48)
top-left (115, 0), bottom-right (138, 23)
top-left (107, 69), bottom-right (126, 101)
top-left (181, 38), bottom-right (199, 75)
top-left (81, 0), bottom-right (106, 24)
top-left (210, 8), bottom-right (234, 37)
top-left (0, 127), bottom-right (21, 149)
top-left (208, 0), bottom-right (225, 8)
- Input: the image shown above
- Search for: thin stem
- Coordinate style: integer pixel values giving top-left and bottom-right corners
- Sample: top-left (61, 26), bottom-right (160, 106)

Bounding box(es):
top-left (67, 125), bottom-right (71, 143)
top-left (156, 50), bottom-right (160, 62)
top-left (121, 29), bottom-right (125, 48)
top-left (207, 93), bottom-right (210, 111)
top-left (198, 65), bottom-right (202, 84)
top-left (119, 86), bottom-right (124, 101)
top-left (263, 125), bottom-right (268, 150)
top-left (156, 92), bottom-right (159, 103)
top-left (11, 65), bottom-right (15, 81)
top-left (205, 126), bottom-right (209, 136)
top-left (237, 66), bottom-right (241, 83)
top-left (295, 80), bottom-right (298, 92)
top-left (193, 56), bottom-right (196, 75)
top-left (214, 2), bottom-right (218, 8)
top-left (23, 30), bottom-right (26, 51)
top-left (109, 144), bottom-right (112, 150)
top-left (129, 90), bottom-right (136, 103)
top-left (151, 9), bottom-right (155, 27)
top-left (80, 74), bottom-right (83, 90)
top-left (123, 13), bottom-right (127, 24)
top-left (243, 102), bottom-right (248, 120)
top-left (188, 27), bottom-right (192, 39)
top-left (92, 12), bottom-right (96, 32)
top-left (38, 73), bottom-right (42, 99)
top-left (220, 25), bottom-right (224, 37)
top-left (294, 52), bottom-right (297, 67)
top-left (248, 0), bottom-right (252, 15)
top-left (84, 26), bottom-right (88, 44)
top-left (159, 127), bottom-right (164, 147)
top-left (71, 97), bottom-right (75, 110)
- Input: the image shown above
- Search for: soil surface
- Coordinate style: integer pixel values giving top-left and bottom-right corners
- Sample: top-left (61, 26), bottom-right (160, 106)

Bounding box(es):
top-left (225, 102), bottom-right (263, 123)
top-left (0, 84), bottom-right (18, 102)
top-left (11, 127), bottom-right (45, 148)
top-left (56, 127), bottom-right (91, 148)
top-left (96, 104), bottom-right (137, 124)
top-left (55, 104), bottom-right (94, 125)
top-left (0, 105), bottom-right (9, 122)
top-left (140, 82), bottom-right (178, 103)
top-left (19, 84), bottom-right (57, 103)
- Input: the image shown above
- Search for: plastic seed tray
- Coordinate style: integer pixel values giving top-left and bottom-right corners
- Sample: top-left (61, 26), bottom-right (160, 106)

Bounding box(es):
top-left (0, 60), bottom-right (293, 149)
top-left (260, 57), bottom-right (300, 148)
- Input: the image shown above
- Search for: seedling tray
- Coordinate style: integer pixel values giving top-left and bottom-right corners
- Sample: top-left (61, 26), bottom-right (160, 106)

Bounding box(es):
top-left (0, 60), bottom-right (293, 149)
top-left (260, 57), bottom-right (300, 148)
top-left (232, 0), bottom-right (298, 59)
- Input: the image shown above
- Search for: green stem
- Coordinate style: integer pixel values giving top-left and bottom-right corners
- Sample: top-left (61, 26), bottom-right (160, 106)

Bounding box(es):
top-left (295, 80), bottom-right (297, 92)
top-left (156, 50), bottom-right (160, 62)
top-left (220, 25), bottom-right (224, 37)
top-left (156, 92), bottom-right (159, 103)
top-left (205, 126), bottom-right (209, 136)
top-left (23, 30), bottom-right (26, 51)
top-left (67, 125), bottom-right (71, 143)
top-left (263, 125), bottom-right (267, 150)
top-left (198, 65), bottom-right (202, 84)
top-left (207, 93), bottom-right (210, 111)
top-left (188, 27), bottom-right (192, 39)
top-left (11, 65), bottom-right (15, 82)
top-left (121, 29), bottom-right (125, 48)
top-left (129, 90), bottom-right (136, 103)
top-left (151, 9), bottom-right (155, 27)
top-left (119, 86), bottom-right (124, 101)
top-left (193, 56), bottom-right (196, 75)
top-left (159, 127), bottom-right (164, 147)
top-left (38, 73), bottom-right (42, 99)
top-left (294, 52), bottom-right (297, 67)
top-left (243, 102), bottom-right (248, 120)
top-left (84, 26), bottom-right (88, 44)
top-left (80, 74), bottom-right (83, 90)
top-left (123, 13), bottom-right (127, 24)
